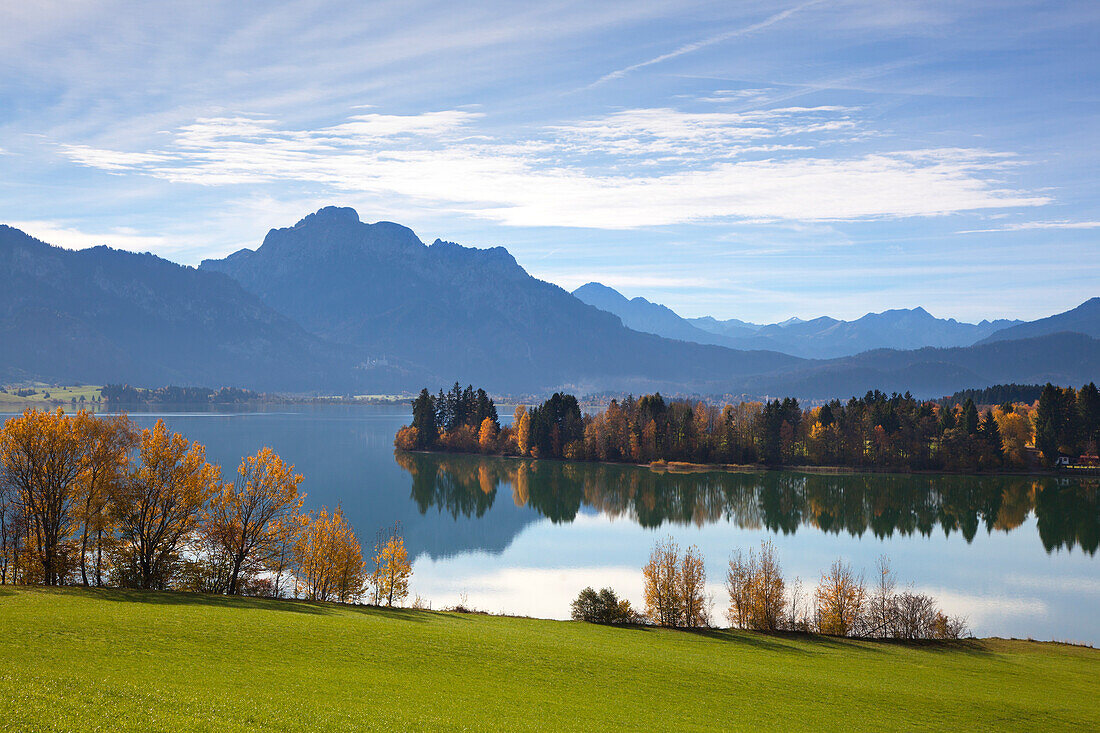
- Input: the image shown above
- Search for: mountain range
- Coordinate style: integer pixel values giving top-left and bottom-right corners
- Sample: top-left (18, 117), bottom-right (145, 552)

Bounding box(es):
top-left (198, 207), bottom-right (801, 394)
top-left (573, 282), bottom-right (1022, 359)
top-left (1, 207), bottom-right (1097, 399)
top-left (0, 224), bottom-right (360, 391)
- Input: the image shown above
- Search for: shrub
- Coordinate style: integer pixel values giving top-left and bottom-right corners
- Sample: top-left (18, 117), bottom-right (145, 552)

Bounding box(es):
top-left (571, 587), bottom-right (638, 624)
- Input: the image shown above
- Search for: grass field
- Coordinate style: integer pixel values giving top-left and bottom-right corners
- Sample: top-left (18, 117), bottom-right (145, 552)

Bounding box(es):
top-left (0, 587), bottom-right (1096, 732)
top-left (0, 383), bottom-right (102, 409)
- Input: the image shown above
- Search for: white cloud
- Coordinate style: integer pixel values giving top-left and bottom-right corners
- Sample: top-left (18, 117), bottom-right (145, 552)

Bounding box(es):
top-left (55, 107), bottom-right (1049, 230)
top-left (6, 220), bottom-right (174, 253)
top-left (959, 220), bottom-right (1100, 233)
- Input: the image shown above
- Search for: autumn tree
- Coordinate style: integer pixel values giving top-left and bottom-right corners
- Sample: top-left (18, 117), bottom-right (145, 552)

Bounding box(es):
top-left (994, 407), bottom-right (1033, 466)
top-left (725, 549), bottom-right (751, 629)
top-left (75, 414), bottom-right (137, 586)
top-left (393, 425), bottom-right (418, 451)
top-left (114, 420), bottom-right (220, 589)
top-left (642, 536), bottom-right (683, 626)
top-left (370, 522), bottom-right (412, 607)
top-left (478, 417), bottom-right (498, 453)
top-left (0, 409), bottom-right (89, 585)
top-left (680, 544), bottom-right (709, 627)
top-left (0, 479), bottom-right (21, 584)
top-left (294, 505), bottom-right (366, 603)
top-left (513, 405), bottom-right (531, 456)
top-left (814, 559), bottom-right (866, 636)
top-left (206, 447), bottom-right (304, 595)
top-left (725, 540), bottom-right (786, 631)
top-left (641, 537), bottom-right (708, 627)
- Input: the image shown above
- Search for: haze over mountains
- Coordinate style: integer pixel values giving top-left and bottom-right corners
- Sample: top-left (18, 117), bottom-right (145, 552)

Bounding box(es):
top-left (573, 282), bottom-right (1022, 359)
top-left (2, 207), bottom-right (1097, 399)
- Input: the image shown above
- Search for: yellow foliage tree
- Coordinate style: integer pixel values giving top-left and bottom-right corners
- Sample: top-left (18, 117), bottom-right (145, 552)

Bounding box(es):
top-left (478, 417), bottom-right (497, 453)
top-left (115, 420), bottom-right (220, 589)
top-left (994, 408), bottom-right (1033, 466)
top-left (206, 447), bottom-right (305, 595)
top-left (513, 405), bottom-right (531, 456)
top-left (75, 413), bottom-right (137, 586)
top-left (370, 523), bottom-right (412, 607)
top-left (642, 536), bottom-right (684, 626)
top-left (680, 544), bottom-right (708, 627)
top-left (0, 409), bottom-right (89, 585)
top-left (726, 540), bottom-right (786, 631)
top-left (293, 505), bottom-right (365, 603)
top-left (814, 558), bottom-right (866, 636)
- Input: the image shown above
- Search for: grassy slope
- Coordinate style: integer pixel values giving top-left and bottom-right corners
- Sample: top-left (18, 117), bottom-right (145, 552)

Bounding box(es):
top-left (0, 384), bottom-right (102, 409)
top-left (0, 588), bottom-right (1096, 732)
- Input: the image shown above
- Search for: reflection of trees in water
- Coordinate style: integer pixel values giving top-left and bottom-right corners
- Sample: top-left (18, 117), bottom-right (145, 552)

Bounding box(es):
top-left (394, 452), bottom-right (1099, 555)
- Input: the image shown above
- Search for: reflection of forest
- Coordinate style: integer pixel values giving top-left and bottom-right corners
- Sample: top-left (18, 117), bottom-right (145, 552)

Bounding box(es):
top-left (395, 452), bottom-right (1099, 555)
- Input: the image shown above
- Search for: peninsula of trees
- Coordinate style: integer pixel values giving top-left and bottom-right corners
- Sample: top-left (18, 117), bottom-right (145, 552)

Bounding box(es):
top-left (396, 382), bottom-right (1100, 472)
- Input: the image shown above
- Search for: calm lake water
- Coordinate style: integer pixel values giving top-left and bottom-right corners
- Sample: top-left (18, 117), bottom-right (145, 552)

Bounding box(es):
top-left (20, 404), bottom-right (1099, 643)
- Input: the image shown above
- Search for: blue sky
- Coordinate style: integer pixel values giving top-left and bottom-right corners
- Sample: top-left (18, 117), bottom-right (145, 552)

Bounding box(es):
top-left (2, 0), bottom-right (1098, 322)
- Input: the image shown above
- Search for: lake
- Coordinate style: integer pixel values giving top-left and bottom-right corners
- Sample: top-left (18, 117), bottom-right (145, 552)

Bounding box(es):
top-left (22, 404), bottom-right (1100, 644)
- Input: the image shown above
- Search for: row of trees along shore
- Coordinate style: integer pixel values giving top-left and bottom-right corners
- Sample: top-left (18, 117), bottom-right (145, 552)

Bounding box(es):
top-left (573, 539), bottom-right (968, 640)
top-left (396, 383), bottom-right (1100, 471)
top-left (0, 408), bottom-right (411, 605)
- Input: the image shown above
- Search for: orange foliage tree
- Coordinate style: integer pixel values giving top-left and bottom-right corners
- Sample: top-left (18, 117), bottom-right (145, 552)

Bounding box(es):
top-left (206, 447), bottom-right (304, 595)
top-left (0, 409), bottom-right (89, 584)
top-left (75, 414), bottom-right (137, 586)
top-left (114, 420), bottom-right (220, 589)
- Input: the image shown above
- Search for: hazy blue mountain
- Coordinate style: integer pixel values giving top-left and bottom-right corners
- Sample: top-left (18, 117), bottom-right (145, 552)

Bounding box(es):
top-left (571, 282), bottom-right (738, 346)
top-left (200, 207), bottom-right (804, 394)
top-left (687, 315), bottom-right (763, 340)
top-left (747, 332), bottom-right (1100, 400)
top-left (979, 297), bottom-right (1100, 344)
top-left (0, 224), bottom-right (390, 392)
top-left (578, 282), bottom-right (1021, 358)
top-left (5, 209), bottom-right (1094, 400)
top-left (732, 307), bottom-right (1023, 359)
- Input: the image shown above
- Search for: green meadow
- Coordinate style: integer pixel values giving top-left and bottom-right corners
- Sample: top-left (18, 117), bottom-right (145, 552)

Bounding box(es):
top-left (0, 587), bottom-right (1096, 731)
top-left (0, 384), bottom-right (102, 409)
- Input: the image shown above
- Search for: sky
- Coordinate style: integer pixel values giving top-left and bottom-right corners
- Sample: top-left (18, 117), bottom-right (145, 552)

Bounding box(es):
top-left (1, 0), bottom-right (1098, 323)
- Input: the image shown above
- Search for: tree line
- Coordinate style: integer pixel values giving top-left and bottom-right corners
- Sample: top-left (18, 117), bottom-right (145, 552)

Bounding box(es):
top-left (0, 408), bottom-right (411, 605)
top-left (574, 539), bottom-right (968, 640)
top-left (101, 384), bottom-right (261, 405)
top-left (397, 383), bottom-right (1100, 471)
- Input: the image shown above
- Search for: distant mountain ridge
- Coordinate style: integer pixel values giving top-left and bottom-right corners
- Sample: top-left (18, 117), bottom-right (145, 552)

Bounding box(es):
top-left (1, 207), bottom-right (1096, 399)
top-left (570, 282), bottom-right (738, 347)
top-left (575, 282), bottom-right (1023, 358)
top-left (978, 297), bottom-right (1100, 344)
top-left (200, 207), bottom-right (803, 394)
top-left (0, 224), bottom-right (373, 391)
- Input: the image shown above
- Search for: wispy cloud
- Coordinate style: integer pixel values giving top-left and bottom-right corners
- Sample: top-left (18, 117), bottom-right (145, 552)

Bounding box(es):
top-left (55, 107), bottom-right (1048, 229)
top-left (7, 220), bottom-right (174, 254)
top-left (959, 220), bottom-right (1100, 233)
top-left (587, 1), bottom-right (826, 88)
